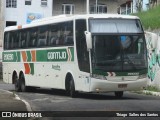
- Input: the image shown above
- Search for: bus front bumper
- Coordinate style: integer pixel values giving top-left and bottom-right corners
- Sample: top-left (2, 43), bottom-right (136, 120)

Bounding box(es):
top-left (89, 78), bottom-right (147, 92)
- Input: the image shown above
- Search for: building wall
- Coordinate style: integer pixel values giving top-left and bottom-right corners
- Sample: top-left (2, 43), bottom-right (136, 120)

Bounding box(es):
top-left (1, 0), bottom-right (129, 48)
top-left (5, 0), bottom-right (53, 25)
top-left (53, 0), bottom-right (126, 16)
top-left (53, 0), bottom-right (86, 15)
top-left (4, 0), bottom-right (129, 25)
top-left (89, 0), bottom-right (118, 13)
top-left (0, 0), bottom-right (4, 47)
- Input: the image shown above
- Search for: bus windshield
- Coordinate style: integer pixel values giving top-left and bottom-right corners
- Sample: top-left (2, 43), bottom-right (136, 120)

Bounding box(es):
top-left (89, 19), bottom-right (147, 72)
top-left (91, 34), bottom-right (147, 72)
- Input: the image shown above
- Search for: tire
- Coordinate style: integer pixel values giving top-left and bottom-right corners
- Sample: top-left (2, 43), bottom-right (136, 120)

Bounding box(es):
top-left (19, 74), bottom-right (27, 92)
top-left (66, 76), bottom-right (77, 98)
top-left (115, 91), bottom-right (123, 98)
top-left (14, 75), bottom-right (21, 92)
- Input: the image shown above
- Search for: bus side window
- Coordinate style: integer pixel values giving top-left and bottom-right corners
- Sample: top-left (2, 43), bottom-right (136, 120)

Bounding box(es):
top-left (21, 31), bottom-right (27, 48)
top-left (13, 31), bottom-right (20, 49)
top-left (38, 25), bottom-right (48, 47)
top-left (9, 32), bottom-right (14, 49)
top-left (4, 32), bottom-right (9, 50)
top-left (29, 28), bottom-right (38, 48)
top-left (49, 24), bottom-right (59, 46)
top-left (64, 21), bottom-right (74, 45)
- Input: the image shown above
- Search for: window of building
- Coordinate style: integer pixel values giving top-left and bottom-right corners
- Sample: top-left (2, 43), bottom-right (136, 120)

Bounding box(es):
top-left (25, 0), bottom-right (32, 5)
top-left (41, 0), bottom-right (47, 6)
top-left (90, 4), bottom-right (107, 14)
top-left (6, 21), bottom-right (17, 27)
top-left (6, 0), bottom-right (17, 8)
top-left (62, 4), bottom-right (74, 14)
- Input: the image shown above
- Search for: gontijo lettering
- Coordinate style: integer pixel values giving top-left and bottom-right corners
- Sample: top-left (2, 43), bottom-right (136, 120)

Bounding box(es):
top-left (4, 54), bottom-right (14, 60)
top-left (48, 52), bottom-right (67, 60)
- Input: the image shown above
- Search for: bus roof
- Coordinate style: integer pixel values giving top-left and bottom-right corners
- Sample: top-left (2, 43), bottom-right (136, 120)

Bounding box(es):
top-left (4, 14), bottom-right (140, 32)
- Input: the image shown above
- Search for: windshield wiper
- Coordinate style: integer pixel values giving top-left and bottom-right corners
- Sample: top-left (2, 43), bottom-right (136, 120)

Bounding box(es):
top-left (123, 51), bottom-right (137, 70)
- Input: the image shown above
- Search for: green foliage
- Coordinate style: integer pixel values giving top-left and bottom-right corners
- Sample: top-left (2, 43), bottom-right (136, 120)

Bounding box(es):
top-left (133, 6), bottom-right (160, 30)
top-left (145, 85), bottom-right (160, 92)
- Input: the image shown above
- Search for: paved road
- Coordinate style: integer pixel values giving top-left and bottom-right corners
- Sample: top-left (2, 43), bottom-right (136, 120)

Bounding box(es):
top-left (0, 81), bottom-right (160, 120)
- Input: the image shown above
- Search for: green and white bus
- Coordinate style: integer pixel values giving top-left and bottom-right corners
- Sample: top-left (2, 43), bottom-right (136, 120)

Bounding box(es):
top-left (3, 14), bottom-right (148, 98)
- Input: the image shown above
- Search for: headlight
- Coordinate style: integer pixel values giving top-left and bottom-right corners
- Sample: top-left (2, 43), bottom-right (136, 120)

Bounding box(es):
top-left (92, 74), bottom-right (107, 80)
top-left (138, 74), bottom-right (147, 79)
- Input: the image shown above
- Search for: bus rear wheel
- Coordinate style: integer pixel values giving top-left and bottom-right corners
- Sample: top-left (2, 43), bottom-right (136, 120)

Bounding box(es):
top-left (115, 91), bottom-right (123, 98)
top-left (19, 74), bottom-right (27, 92)
top-left (14, 75), bottom-right (21, 92)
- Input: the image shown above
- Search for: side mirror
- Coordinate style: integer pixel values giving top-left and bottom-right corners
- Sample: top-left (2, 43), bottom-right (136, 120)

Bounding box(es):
top-left (145, 31), bottom-right (158, 51)
top-left (85, 31), bottom-right (92, 50)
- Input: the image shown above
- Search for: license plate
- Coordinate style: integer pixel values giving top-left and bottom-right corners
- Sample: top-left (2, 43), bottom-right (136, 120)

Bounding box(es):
top-left (118, 84), bottom-right (127, 88)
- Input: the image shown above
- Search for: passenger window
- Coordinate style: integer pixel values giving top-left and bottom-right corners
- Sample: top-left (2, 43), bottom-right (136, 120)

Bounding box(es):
top-left (4, 32), bottom-right (9, 50)
top-left (64, 21), bottom-right (73, 45)
top-left (9, 32), bottom-right (14, 49)
top-left (29, 28), bottom-right (38, 48)
top-left (49, 24), bottom-right (59, 46)
top-left (21, 31), bottom-right (27, 48)
top-left (48, 21), bottom-right (73, 47)
top-left (38, 26), bottom-right (48, 47)
top-left (13, 31), bottom-right (20, 49)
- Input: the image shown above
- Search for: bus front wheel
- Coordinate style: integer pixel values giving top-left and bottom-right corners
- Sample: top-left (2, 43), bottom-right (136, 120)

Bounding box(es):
top-left (115, 91), bottom-right (123, 98)
top-left (66, 76), bottom-right (77, 98)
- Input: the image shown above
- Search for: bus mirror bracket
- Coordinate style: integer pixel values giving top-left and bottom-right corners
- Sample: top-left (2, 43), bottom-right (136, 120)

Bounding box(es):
top-left (85, 31), bottom-right (92, 50)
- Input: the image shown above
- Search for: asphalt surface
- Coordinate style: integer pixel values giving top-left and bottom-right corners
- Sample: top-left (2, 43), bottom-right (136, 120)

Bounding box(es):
top-left (0, 81), bottom-right (160, 120)
top-left (0, 80), bottom-right (27, 112)
top-left (0, 89), bottom-right (27, 111)
top-left (0, 80), bottom-right (29, 120)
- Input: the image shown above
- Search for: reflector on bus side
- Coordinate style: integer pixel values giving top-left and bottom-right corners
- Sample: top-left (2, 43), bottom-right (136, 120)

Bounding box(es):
top-left (18, 25), bottom-right (22, 29)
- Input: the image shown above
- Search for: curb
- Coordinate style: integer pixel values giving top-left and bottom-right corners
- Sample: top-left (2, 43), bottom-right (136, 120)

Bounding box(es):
top-left (142, 90), bottom-right (160, 96)
top-left (0, 89), bottom-right (32, 111)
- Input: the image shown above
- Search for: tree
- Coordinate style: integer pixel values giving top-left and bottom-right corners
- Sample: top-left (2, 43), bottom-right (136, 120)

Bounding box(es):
top-left (135, 0), bottom-right (143, 12)
top-left (149, 0), bottom-right (157, 8)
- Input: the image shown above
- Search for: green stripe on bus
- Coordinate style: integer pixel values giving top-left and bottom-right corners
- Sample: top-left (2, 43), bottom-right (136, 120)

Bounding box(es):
top-left (36, 50), bottom-right (48, 62)
top-left (92, 69), bottom-right (147, 76)
top-left (36, 48), bottom-right (74, 62)
top-left (3, 48), bottom-right (74, 62)
top-left (3, 51), bottom-right (21, 62)
top-left (26, 51), bottom-right (32, 62)
top-left (29, 63), bottom-right (34, 75)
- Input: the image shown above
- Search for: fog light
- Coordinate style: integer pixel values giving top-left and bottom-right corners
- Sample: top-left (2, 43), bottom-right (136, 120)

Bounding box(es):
top-left (92, 74), bottom-right (107, 80)
top-left (138, 74), bottom-right (147, 79)
top-left (96, 88), bottom-right (100, 91)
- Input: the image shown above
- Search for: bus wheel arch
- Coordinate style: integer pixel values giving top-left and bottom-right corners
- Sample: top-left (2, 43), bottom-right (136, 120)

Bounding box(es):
top-left (65, 73), bottom-right (77, 98)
